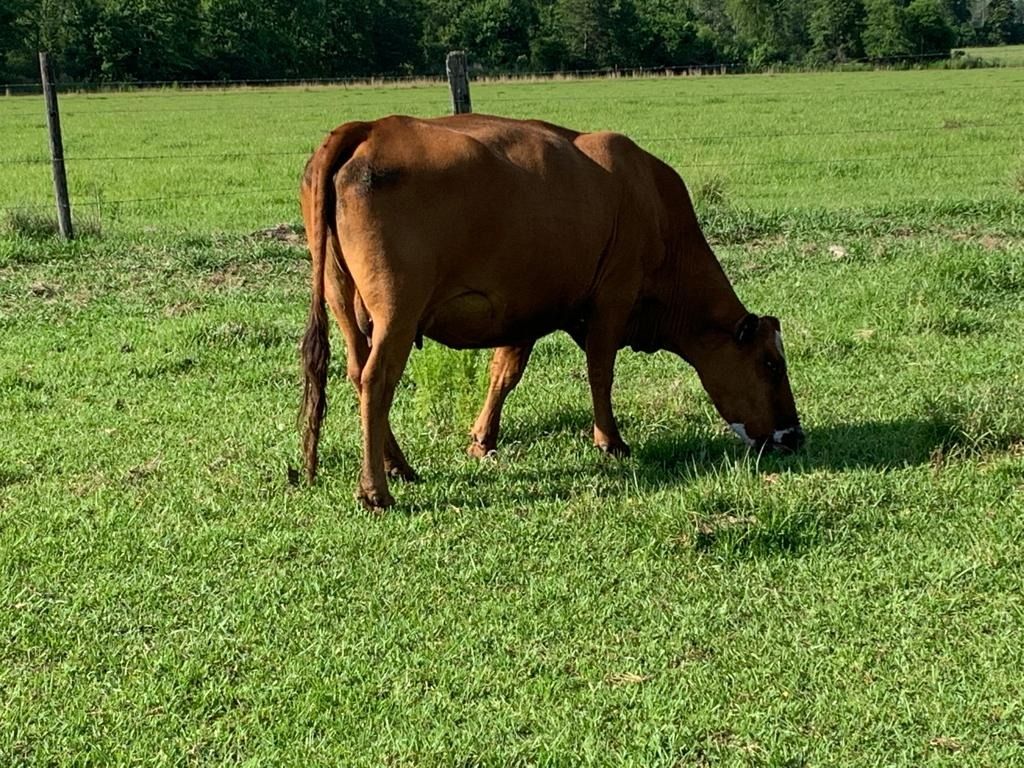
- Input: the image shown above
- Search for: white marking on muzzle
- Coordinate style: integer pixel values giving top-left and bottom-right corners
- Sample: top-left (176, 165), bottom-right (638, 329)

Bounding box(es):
top-left (773, 427), bottom-right (797, 444)
top-left (730, 423), bottom-right (755, 447)
top-left (775, 330), bottom-right (785, 359)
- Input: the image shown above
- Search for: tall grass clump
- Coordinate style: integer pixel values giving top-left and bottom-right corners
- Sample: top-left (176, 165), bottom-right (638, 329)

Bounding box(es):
top-left (924, 389), bottom-right (1024, 461)
top-left (2, 208), bottom-right (102, 239)
top-left (693, 174), bottom-right (728, 213)
top-left (405, 341), bottom-right (488, 436)
top-left (674, 464), bottom-right (829, 561)
top-left (2, 209), bottom-right (59, 239)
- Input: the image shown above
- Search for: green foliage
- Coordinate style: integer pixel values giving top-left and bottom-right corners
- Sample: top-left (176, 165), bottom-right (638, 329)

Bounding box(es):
top-left (406, 342), bottom-right (488, 434)
top-left (5, 0), bottom-right (1023, 83)
top-left (92, 0), bottom-right (203, 81)
top-left (863, 0), bottom-right (912, 57)
top-left (725, 0), bottom-right (812, 63)
top-left (632, 0), bottom-right (706, 64)
top-left (540, 0), bottom-right (645, 69)
top-left (421, 0), bottom-right (536, 71)
top-left (810, 0), bottom-right (867, 61)
top-left (980, 0), bottom-right (1024, 44)
top-left (904, 0), bottom-right (958, 53)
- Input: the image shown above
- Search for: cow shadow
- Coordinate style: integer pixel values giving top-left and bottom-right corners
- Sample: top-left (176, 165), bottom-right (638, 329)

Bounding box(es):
top-left (391, 413), bottom-right (962, 516)
top-left (633, 417), bottom-right (958, 475)
top-left (320, 406), bottom-right (972, 514)
top-left (496, 409), bottom-right (961, 487)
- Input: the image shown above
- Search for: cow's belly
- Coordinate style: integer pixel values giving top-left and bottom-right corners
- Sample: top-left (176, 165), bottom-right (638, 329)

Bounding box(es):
top-left (421, 288), bottom-right (576, 349)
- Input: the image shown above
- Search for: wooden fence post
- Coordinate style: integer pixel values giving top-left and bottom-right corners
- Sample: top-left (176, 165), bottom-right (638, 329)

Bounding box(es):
top-left (446, 51), bottom-right (472, 115)
top-left (38, 52), bottom-right (74, 239)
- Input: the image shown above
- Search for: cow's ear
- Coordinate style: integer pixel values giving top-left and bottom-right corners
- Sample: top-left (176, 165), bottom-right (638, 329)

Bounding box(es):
top-left (734, 313), bottom-right (760, 345)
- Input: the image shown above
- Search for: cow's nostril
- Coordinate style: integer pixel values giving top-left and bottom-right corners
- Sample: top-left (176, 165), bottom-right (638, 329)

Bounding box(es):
top-left (780, 426), bottom-right (804, 452)
top-left (771, 425), bottom-right (804, 453)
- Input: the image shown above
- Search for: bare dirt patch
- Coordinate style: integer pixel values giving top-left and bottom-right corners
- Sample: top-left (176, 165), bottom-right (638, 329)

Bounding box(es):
top-left (251, 223), bottom-right (305, 247)
top-left (28, 281), bottom-right (61, 299)
top-left (206, 264), bottom-right (245, 290)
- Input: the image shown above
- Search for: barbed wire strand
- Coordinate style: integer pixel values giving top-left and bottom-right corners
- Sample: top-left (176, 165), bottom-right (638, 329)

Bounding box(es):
top-left (2, 75), bottom-right (1023, 120)
top-left (1, 121), bottom-right (1021, 167)
top-left (0, 50), bottom-right (984, 93)
top-left (3, 147), bottom-right (1020, 214)
top-left (3, 63), bottom-right (1021, 217)
top-left (0, 150), bottom-right (311, 165)
top-left (1, 187), bottom-right (297, 213)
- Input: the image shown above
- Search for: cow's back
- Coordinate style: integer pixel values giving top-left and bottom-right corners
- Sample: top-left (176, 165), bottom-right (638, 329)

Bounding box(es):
top-left (333, 114), bottom-right (641, 347)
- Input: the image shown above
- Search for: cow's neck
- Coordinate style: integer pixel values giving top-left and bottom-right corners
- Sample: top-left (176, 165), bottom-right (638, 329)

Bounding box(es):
top-left (652, 237), bottom-right (747, 362)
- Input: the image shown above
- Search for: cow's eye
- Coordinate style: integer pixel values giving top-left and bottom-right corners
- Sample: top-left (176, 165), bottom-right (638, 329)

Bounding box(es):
top-left (765, 358), bottom-right (780, 376)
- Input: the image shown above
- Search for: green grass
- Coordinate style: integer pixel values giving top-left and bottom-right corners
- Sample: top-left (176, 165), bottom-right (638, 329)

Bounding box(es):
top-left (2, 68), bottom-right (1023, 232)
top-left (2, 70), bottom-right (1024, 765)
top-left (959, 43), bottom-right (1024, 67)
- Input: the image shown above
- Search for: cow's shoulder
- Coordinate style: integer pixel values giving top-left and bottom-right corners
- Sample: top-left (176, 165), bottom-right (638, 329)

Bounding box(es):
top-left (572, 130), bottom-right (647, 169)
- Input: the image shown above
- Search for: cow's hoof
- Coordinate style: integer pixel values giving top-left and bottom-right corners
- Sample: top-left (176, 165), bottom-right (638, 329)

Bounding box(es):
top-left (467, 440), bottom-right (497, 459)
top-left (386, 460), bottom-right (420, 483)
top-left (356, 486), bottom-right (395, 511)
top-left (597, 440), bottom-right (631, 458)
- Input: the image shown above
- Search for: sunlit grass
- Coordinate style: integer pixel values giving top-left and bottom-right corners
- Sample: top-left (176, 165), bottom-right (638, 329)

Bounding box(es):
top-left (2, 68), bottom-right (1022, 233)
top-left (960, 43), bottom-right (1024, 66)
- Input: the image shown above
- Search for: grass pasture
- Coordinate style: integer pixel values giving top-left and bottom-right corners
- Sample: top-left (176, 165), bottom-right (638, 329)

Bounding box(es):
top-left (2, 70), bottom-right (1024, 765)
top-left (960, 43), bottom-right (1024, 67)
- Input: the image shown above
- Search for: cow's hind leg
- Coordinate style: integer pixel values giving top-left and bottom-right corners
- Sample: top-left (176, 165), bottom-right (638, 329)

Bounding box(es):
top-left (357, 320), bottom-right (418, 509)
top-left (345, 335), bottom-right (419, 483)
top-left (325, 260), bottom-right (418, 482)
top-left (383, 424), bottom-right (417, 481)
top-left (468, 342), bottom-right (535, 457)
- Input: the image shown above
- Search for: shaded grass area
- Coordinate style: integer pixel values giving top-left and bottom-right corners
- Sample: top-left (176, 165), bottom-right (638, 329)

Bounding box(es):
top-left (1, 207), bottom-right (103, 240)
top-left (2, 211), bottom-right (1023, 764)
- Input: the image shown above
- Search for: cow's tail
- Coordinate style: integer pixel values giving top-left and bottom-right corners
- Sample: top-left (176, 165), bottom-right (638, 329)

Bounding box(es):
top-left (299, 121), bottom-right (372, 483)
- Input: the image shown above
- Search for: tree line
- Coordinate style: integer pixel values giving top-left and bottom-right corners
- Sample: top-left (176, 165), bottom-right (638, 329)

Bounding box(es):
top-left (2, 0), bottom-right (1023, 84)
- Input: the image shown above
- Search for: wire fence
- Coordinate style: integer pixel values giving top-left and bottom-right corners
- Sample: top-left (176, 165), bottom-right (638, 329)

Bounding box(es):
top-left (2, 63), bottom-right (1022, 224)
top-left (2, 120), bottom-right (1023, 167)
top-left (2, 149), bottom-right (1021, 176)
top-left (4, 80), bottom-right (1024, 121)
top-left (0, 50), bottom-right (964, 94)
top-left (1, 188), bottom-right (300, 212)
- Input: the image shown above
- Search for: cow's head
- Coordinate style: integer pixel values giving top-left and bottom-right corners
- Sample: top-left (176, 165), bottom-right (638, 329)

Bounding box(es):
top-left (693, 313), bottom-right (803, 453)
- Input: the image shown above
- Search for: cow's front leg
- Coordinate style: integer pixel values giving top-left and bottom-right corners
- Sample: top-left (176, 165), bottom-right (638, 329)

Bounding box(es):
top-left (357, 323), bottom-right (416, 510)
top-left (468, 342), bottom-right (535, 457)
top-left (584, 325), bottom-right (630, 458)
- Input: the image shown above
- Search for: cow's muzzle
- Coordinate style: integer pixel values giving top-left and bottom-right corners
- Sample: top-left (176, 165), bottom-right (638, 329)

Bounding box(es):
top-left (769, 425), bottom-right (805, 453)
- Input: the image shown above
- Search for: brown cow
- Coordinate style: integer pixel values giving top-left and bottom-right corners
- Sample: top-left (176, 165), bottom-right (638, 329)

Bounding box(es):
top-left (299, 114), bottom-right (802, 509)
